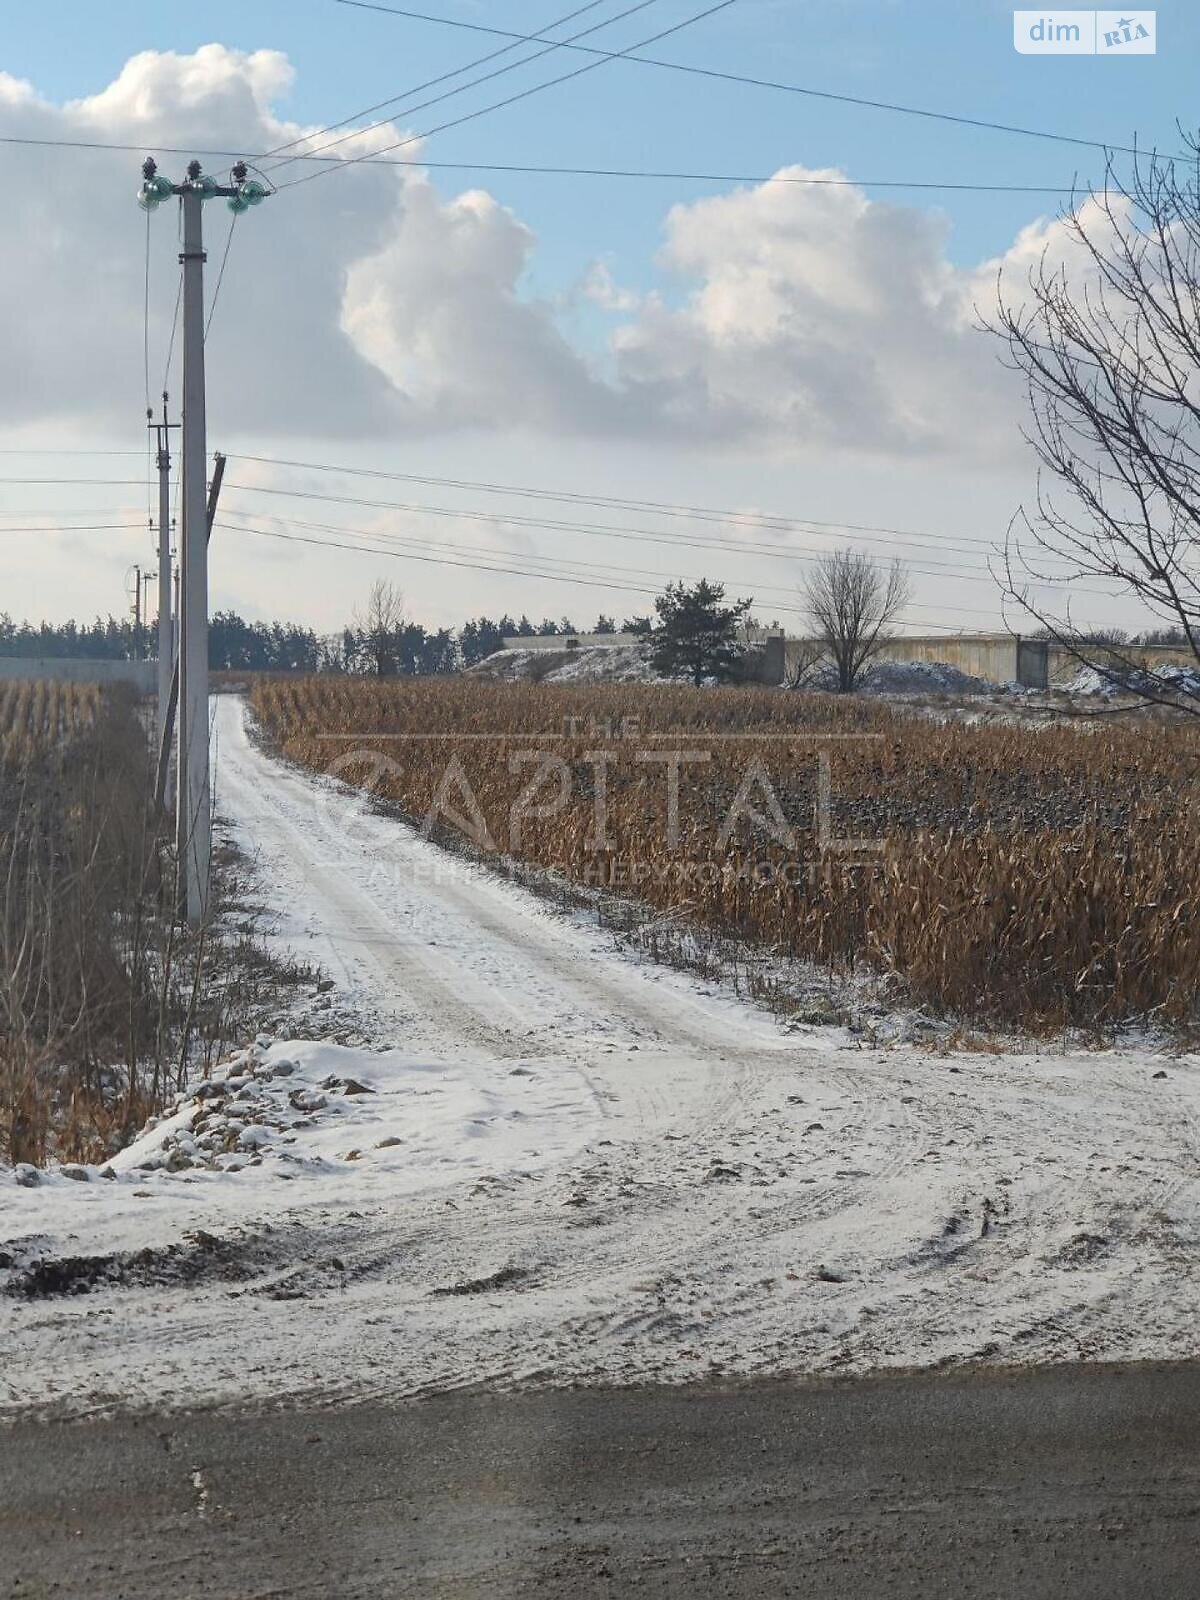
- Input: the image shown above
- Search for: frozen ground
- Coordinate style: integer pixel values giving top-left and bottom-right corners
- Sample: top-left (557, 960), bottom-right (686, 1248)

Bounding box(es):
top-left (471, 644), bottom-right (1010, 695)
top-left (2, 695), bottom-right (1199, 1418)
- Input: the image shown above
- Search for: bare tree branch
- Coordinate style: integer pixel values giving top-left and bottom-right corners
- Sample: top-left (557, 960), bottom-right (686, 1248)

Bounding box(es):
top-left (982, 141), bottom-right (1200, 715)
top-left (801, 549), bottom-right (911, 693)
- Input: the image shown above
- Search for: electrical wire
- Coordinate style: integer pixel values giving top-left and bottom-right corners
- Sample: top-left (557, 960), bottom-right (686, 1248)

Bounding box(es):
top-left (221, 481), bottom-right (1012, 580)
top-left (333, 0), bottom-right (1160, 161)
top-left (0, 132), bottom-right (1090, 194)
top-left (267, 0), bottom-right (669, 177)
top-left (204, 212), bottom-right (239, 342)
top-left (0, 523), bottom-right (147, 533)
top-left (142, 208), bottom-right (152, 415)
top-left (225, 452), bottom-right (1004, 550)
top-left (277, 0), bottom-right (741, 193)
top-left (273, 160), bottom-right (1077, 194)
top-left (0, 133), bottom-right (1085, 193)
top-left (162, 269), bottom-right (183, 395)
top-left (220, 487), bottom-right (1103, 601)
top-left (261, 0), bottom-right (622, 171)
top-left (217, 514), bottom-right (1008, 629)
top-left (219, 504), bottom-right (1014, 619)
top-left (143, 207), bottom-right (154, 535)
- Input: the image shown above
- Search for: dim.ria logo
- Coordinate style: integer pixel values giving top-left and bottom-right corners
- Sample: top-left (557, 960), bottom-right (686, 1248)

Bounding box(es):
top-left (1013, 11), bottom-right (1156, 54)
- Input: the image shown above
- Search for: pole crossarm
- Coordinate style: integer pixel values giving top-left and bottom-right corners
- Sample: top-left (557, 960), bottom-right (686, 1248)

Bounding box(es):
top-left (139, 156), bottom-right (274, 214)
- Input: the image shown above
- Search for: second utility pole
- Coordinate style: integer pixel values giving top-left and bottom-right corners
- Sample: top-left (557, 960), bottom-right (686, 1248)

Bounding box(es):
top-left (150, 396), bottom-right (176, 763)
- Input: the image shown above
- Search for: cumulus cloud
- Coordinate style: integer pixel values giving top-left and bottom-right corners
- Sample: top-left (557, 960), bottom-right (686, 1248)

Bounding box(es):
top-left (1, 50), bottom-right (1045, 461)
top-left (343, 158), bottom-right (1034, 459)
top-left (341, 182), bottom-right (619, 433)
top-left (608, 168), bottom-right (1025, 458)
top-left (0, 46), bottom-right (401, 435)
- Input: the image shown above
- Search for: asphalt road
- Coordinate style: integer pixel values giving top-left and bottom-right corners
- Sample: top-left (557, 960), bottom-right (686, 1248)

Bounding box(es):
top-left (3, 1364), bottom-right (1199, 1599)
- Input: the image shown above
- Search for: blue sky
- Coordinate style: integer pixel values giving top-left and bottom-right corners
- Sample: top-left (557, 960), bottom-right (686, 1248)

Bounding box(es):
top-left (1, 2), bottom-right (1196, 633)
top-left (8, 1), bottom-right (1192, 278)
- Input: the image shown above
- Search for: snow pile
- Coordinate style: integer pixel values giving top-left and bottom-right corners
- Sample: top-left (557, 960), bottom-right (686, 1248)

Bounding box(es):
top-left (470, 643), bottom-right (659, 684)
top-left (1, 1033), bottom-right (593, 1215)
top-left (860, 658), bottom-right (1001, 695)
top-left (1065, 661), bottom-right (1200, 699)
top-left (803, 658), bottom-right (1001, 696)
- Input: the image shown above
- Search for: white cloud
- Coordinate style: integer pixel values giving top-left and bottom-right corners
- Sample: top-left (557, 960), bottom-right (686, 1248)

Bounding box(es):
top-left (609, 168), bottom-right (1025, 458)
top-left (1, 51), bottom-right (1042, 463)
top-left (340, 182), bottom-right (619, 433)
top-left (0, 46), bottom-right (401, 436)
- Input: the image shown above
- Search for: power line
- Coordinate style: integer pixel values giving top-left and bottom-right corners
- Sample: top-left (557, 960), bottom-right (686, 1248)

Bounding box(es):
top-left (0, 132), bottom-right (1082, 193)
top-left (142, 208), bottom-right (152, 415)
top-left (220, 505), bottom-right (1011, 620)
top-left (0, 523), bottom-right (145, 533)
top-left (222, 515), bottom-right (996, 628)
top-left (162, 269), bottom-right (183, 394)
top-left (223, 483), bottom-right (1090, 600)
top-left (289, 160), bottom-right (1075, 194)
top-left (225, 451), bottom-right (1004, 550)
top-left (0, 504), bottom-right (145, 515)
top-left (334, 0), bottom-right (1157, 161)
top-left (262, 0), bottom-right (623, 172)
top-left (277, 0), bottom-right (742, 193)
top-left (204, 212), bottom-right (239, 342)
top-left (143, 207), bottom-right (153, 534)
top-left (268, 0), bottom-right (671, 178)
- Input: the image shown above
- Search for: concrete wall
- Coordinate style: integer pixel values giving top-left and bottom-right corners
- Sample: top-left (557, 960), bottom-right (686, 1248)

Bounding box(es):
top-left (0, 657), bottom-right (155, 691)
top-left (1046, 642), bottom-right (1197, 685)
top-left (781, 634), bottom-right (1053, 688)
top-left (502, 632), bottom-right (641, 650)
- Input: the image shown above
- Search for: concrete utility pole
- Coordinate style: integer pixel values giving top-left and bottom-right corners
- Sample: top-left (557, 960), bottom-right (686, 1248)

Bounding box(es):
top-left (149, 396), bottom-right (178, 761)
top-left (127, 564), bottom-right (143, 653)
top-left (179, 166), bottom-right (210, 926)
top-left (139, 155), bottom-right (269, 924)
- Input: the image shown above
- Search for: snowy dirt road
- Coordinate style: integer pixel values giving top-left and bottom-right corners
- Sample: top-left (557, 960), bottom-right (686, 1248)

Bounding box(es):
top-left (2, 694), bottom-right (1200, 1416)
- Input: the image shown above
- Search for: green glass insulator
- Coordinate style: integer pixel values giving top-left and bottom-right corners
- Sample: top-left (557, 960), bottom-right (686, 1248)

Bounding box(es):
top-left (137, 173), bottom-right (175, 210)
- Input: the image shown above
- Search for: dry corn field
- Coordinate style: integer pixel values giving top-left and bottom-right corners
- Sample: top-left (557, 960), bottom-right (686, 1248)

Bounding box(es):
top-left (0, 678), bottom-right (101, 764)
top-left (252, 677), bottom-right (1200, 1031)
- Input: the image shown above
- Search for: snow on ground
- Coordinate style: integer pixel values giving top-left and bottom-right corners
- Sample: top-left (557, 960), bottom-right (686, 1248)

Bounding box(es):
top-left (1066, 661), bottom-right (1200, 699)
top-left (470, 643), bottom-right (661, 683)
top-left (2, 695), bottom-right (1199, 1417)
top-left (812, 658), bottom-right (1004, 696)
top-left (474, 646), bottom-right (1008, 696)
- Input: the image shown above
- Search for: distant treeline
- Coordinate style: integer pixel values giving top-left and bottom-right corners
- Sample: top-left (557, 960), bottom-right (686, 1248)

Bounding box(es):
top-left (0, 609), bottom-right (652, 675)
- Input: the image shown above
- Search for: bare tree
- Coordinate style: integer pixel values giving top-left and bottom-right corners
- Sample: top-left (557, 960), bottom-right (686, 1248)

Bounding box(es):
top-left (802, 549), bottom-right (911, 693)
top-left (784, 636), bottom-right (826, 689)
top-left (355, 580), bottom-right (408, 677)
top-left (984, 143), bottom-right (1200, 714)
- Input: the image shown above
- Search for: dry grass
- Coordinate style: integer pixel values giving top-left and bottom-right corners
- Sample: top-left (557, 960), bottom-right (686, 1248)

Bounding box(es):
top-left (0, 682), bottom-right (311, 1168)
top-left (254, 676), bottom-right (1200, 1033)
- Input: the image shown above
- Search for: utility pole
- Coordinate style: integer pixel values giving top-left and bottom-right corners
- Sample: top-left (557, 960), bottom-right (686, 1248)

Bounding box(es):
top-left (179, 166), bottom-right (210, 926)
top-left (139, 155), bottom-right (269, 925)
top-left (149, 396), bottom-right (178, 760)
top-left (127, 564), bottom-right (143, 654)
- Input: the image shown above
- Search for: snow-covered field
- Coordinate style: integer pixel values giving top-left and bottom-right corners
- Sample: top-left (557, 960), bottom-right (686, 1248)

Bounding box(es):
top-left (2, 695), bottom-right (1199, 1417)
